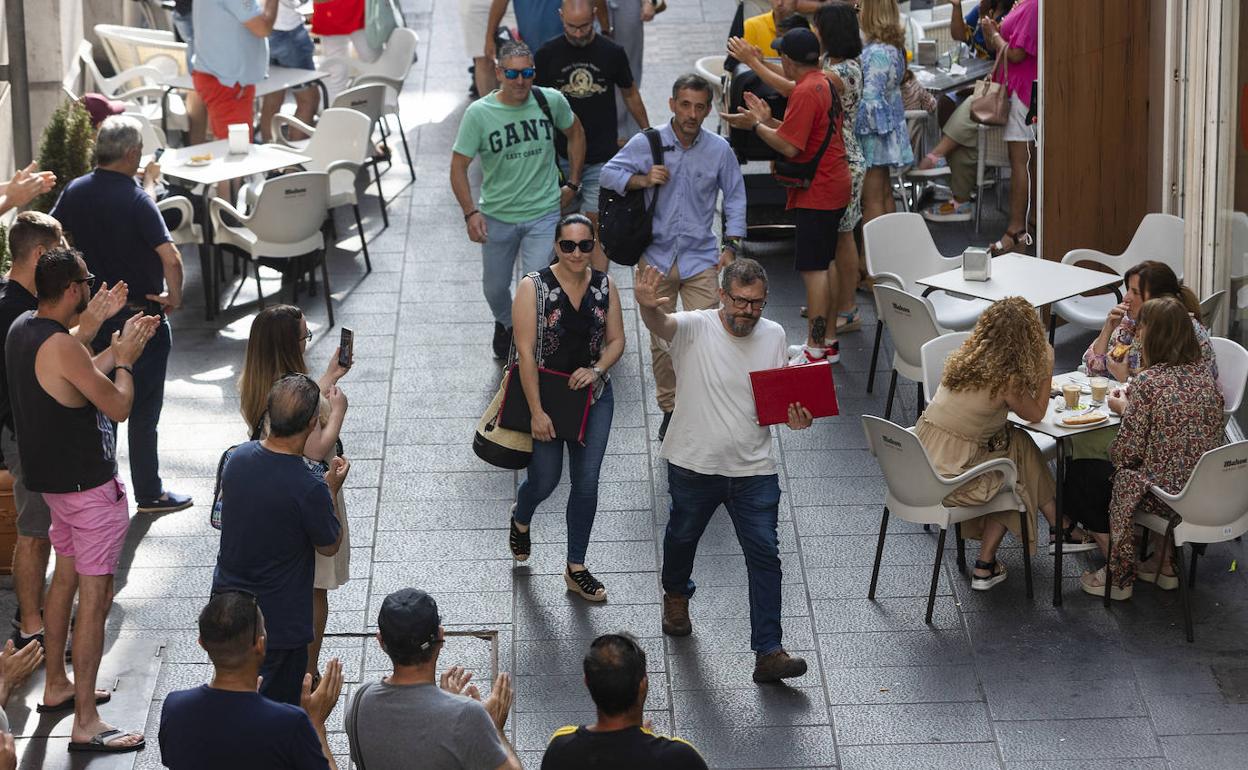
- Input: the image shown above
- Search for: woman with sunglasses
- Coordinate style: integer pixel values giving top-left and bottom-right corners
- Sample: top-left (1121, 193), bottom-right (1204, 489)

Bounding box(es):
top-left (237, 305), bottom-right (351, 683)
top-left (508, 214), bottom-right (625, 601)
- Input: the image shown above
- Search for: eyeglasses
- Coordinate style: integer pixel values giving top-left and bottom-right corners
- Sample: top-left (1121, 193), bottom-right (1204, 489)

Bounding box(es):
top-left (211, 588), bottom-right (259, 645)
top-left (72, 273), bottom-right (96, 288)
top-left (502, 67), bottom-right (536, 80)
top-left (557, 239), bottom-right (596, 254)
top-left (302, 329), bottom-right (314, 343)
top-left (724, 290), bottom-right (767, 312)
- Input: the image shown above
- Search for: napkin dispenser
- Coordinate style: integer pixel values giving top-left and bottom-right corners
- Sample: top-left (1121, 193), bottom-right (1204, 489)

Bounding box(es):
top-left (962, 247), bottom-right (992, 282)
top-left (227, 123), bottom-right (251, 155)
top-left (916, 39), bottom-right (938, 67)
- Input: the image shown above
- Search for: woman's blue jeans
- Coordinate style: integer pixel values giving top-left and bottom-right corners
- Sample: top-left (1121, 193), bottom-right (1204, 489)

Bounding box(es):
top-left (513, 382), bottom-right (614, 565)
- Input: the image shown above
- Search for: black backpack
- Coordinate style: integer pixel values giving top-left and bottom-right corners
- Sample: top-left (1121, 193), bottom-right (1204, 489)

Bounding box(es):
top-left (597, 128), bottom-right (663, 267)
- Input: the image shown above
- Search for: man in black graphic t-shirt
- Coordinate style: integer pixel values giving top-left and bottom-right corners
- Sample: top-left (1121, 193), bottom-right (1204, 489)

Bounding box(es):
top-left (541, 634), bottom-right (707, 770)
top-left (535, 0), bottom-right (649, 270)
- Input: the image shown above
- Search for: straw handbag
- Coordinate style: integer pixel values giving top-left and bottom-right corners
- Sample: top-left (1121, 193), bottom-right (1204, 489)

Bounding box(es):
top-left (970, 48), bottom-right (1010, 126)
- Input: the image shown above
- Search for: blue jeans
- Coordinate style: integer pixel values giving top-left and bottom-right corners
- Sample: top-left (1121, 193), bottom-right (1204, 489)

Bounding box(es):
top-left (662, 464), bottom-right (784, 655)
top-left (93, 316), bottom-right (172, 502)
top-left (512, 383), bottom-right (614, 565)
top-left (557, 159), bottom-right (604, 213)
top-left (481, 210), bottom-right (559, 326)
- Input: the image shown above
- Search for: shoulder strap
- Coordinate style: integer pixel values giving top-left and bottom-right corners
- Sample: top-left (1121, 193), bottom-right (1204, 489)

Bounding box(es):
top-left (531, 87), bottom-right (555, 126)
top-left (802, 77), bottom-right (840, 170)
top-left (347, 681), bottom-right (374, 770)
top-left (529, 270), bottom-right (548, 368)
top-left (642, 128), bottom-right (664, 214)
top-left (249, 411), bottom-right (267, 442)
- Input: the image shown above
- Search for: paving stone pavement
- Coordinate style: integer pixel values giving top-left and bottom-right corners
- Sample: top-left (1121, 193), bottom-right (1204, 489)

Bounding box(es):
top-left (42, 1), bottom-right (1246, 768)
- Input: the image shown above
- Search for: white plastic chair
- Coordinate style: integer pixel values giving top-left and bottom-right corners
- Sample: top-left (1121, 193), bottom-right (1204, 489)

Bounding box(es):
top-left (864, 213), bottom-right (991, 392)
top-left (208, 172), bottom-right (335, 326)
top-left (873, 285), bottom-right (946, 422)
top-left (271, 107), bottom-right (376, 273)
top-left (1211, 337), bottom-right (1248, 418)
top-left (1137, 441), bottom-right (1248, 641)
top-left (862, 414), bottom-right (1034, 623)
top-left (330, 84), bottom-right (392, 229)
top-left (1199, 290), bottom-right (1228, 333)
top-left (159, 196), bottom-right (202, 247)
top-left (694, 56), bottom-right (726, 99)
top-left (327, 27), bottom-right (420, 181)
top-left (1049, 214), bottom-right (1185, 342)
top-left (974, 123), bottom-right (1010, 233)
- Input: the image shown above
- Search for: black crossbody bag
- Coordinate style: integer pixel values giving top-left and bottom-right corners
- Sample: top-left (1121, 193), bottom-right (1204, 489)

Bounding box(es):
top-left (772, 76), bottom-right (841, 189)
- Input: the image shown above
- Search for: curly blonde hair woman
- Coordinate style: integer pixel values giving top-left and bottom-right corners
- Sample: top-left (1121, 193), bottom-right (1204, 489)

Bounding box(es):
top-left (915, 297), bottom-right (1068, 592)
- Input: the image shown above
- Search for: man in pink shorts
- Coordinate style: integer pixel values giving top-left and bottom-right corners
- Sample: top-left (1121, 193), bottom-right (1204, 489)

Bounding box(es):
top-left (5, 247), bottom-right (160, 754)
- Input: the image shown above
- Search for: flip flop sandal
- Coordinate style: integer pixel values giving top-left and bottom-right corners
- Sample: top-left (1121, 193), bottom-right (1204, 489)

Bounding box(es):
top-left (67, 729), bottom-right (145, 754)
top-left (836, 308), bottom-right (862, 333)
top-left (37, 690), bottom-right (112, 713)
top-left (653, 0), bottom-right (668, 13)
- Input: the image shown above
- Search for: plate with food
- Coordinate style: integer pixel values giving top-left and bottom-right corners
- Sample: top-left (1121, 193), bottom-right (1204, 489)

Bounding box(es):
top-left (185, 153), bottom-right (213, 167)
top-left (1058, 408), bottom-right (1108, 428)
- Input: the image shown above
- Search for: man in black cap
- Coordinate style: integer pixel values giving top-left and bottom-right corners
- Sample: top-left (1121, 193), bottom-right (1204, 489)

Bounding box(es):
top-left (720, 26), bottom-right (851, 367)
top-left (345, 589), bottom-right (522, 770)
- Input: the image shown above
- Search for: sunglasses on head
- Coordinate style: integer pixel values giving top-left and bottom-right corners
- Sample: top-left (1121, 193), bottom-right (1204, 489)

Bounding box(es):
top-left (502, 67), bottom-right (536, 80)
top-left (557, 239), bottom-right (596, 254)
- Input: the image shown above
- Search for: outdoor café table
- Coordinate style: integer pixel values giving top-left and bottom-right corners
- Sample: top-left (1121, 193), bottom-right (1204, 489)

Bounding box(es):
top-left (160, 66), bottom-right (330, 134)
top-left (915, 253), bottom-right (1124, 310)
top-left (1008, 371), bottom-right (1123, 607)
top-left (160, 140), bottom-right (312, 320)
top-left (909, 57), bottom-right (993, 94)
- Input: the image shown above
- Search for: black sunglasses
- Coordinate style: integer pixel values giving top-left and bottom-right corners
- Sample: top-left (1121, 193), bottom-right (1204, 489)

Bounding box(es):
top-left (212, 588), bottom-right (259, 645)
top-left (72, 272), bottom-right (97, 288)
top-left (502, 67), bottom-right (536, 80)
top-left (557, 239), bottom-right (596, 254)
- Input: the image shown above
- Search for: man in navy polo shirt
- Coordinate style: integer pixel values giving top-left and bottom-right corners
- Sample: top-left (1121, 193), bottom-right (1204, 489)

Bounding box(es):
top-left (51, 115), bottom-right (192, 515)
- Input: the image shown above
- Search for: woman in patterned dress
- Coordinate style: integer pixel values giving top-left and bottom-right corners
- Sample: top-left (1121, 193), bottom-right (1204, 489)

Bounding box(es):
top-left (1081, 297), bottom-right (1225, 600)
top-left (508, 214), bottom-right (626, 602)
top-left (854, 0), bottom-right (912, 225)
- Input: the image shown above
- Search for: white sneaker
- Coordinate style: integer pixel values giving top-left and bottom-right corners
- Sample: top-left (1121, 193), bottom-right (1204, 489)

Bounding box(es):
top-left (788, 345), bottom-right (827, 366)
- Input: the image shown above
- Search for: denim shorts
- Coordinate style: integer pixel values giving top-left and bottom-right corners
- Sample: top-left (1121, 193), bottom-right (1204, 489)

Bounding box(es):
top-left (269, 26), bottom-right (316, 71)
top-left (557, 160), bottom-right (604, 214)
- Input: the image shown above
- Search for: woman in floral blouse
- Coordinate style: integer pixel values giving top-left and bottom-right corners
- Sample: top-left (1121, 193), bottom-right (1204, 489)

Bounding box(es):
top-left (510, 214), bottom-right (626, 602)
top-left (855, 0), bottom-right (912, 225)
top-left (1080, 297), bottom-right (1225, 600)
top-left (1084, 260), bottom-right (1215, 385)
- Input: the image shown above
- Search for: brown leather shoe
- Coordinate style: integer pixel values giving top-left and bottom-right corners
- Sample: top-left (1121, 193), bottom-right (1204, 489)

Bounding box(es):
top-left (661, 593), bottom-right (691, 637)
top-left (752, 649), bottom-right (808, 683)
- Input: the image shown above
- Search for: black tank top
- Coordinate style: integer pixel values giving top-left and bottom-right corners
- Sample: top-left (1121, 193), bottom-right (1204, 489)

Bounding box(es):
top-left (5, 313), bottom-right (116, 493)
top-left (537, 266), bottom-right (610, 374)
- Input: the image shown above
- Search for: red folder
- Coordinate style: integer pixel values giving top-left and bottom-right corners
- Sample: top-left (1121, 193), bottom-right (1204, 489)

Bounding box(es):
top-left (749, 360), bottom-right (839, 426)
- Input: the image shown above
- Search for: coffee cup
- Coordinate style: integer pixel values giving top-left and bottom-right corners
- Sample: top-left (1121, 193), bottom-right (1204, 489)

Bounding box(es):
top-left (1089, 377), bottom-right (1109, 404)
top-left (1062, 383), bottom-right (1081, 410)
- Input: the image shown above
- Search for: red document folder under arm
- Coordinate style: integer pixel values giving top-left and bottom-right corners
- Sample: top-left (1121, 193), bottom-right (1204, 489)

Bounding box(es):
top-left (749, 360), bottom-right (839, 426)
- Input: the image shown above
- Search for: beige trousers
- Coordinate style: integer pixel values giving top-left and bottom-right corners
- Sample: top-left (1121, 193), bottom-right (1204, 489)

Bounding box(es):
top-left (644, 258), bottom-right (720, 412)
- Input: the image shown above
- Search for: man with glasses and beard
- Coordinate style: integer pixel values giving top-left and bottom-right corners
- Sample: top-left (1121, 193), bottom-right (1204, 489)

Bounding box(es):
top-left (158, 592), bottom-right (345, 769)
top-left (535, 0), bottom-right (649, 270)
top-left (212, 374), bottom-right (349, 707)
top-left (634, 258), bottom-right (815, 684)
top-left (5, 247), bottom-right (160, 753)
top-left (451, 40), bottom-right (587, 360)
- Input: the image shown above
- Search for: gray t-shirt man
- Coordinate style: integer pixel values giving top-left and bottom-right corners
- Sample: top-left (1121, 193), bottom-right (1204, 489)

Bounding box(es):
top-left (346, 681), bottom-right (509, 770)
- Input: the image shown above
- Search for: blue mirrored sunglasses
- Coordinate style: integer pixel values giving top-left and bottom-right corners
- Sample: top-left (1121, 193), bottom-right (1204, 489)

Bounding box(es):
top-left (503, 67), bottom-right (536, 80)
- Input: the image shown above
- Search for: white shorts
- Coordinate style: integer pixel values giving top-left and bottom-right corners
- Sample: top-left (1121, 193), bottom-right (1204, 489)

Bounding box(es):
top-left (1004, 93), bottom-right (1034, 143)
top-left (460, 0), bottom-right (515, 57)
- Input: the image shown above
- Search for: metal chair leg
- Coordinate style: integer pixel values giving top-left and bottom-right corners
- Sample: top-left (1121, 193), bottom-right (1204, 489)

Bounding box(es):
top-left (1018, 508), bottom-right (1033, 600)
top-left (1171, 534), bottom-right (1195, 642)
top-left (320, 248), bottom-right (334, 328)
top-left (1189, 545), bottom-right (1199, 588)
top-left (926, 527), bottom-right (947, 624)
top-left (1104, 531), bottom-right (1113, 608)
top-left (1048, 312), bottom-right (1057, 345)
top-left (884, 370), bottom-right (898, 420)
top-left (253, 261), bottom-right (265, 309)
top-left (916, 381), bottom-right (926, 419)
top-left (353, 204), bottom-right (373, 273)
top-left (394, 112), bottom-right (415, 182)
top-left (955, 523), bottom-right (967, 574)
top-left (371, 159), bottom-right (389, 230)
top-left (868, 507), bottom-right (890, 600)
top-left (867, 321), bottom-right (884, 393)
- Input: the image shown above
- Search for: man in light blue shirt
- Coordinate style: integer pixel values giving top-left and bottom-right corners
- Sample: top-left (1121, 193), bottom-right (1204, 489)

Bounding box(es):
top-left (600, 73), bottom-right (746, 440)
top-left (192, 0), bottom-right (278, 139)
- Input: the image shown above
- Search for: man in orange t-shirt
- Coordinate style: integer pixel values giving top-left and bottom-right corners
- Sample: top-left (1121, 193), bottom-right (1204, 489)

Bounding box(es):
top-left (721, 27), bottom-right (850, 365)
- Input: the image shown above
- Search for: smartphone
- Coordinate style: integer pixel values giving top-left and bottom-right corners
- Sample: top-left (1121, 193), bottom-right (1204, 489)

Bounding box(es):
top-left (338, 327), bottom-right (354, 369)
top-left (153, 147), bottom-right (165, 162)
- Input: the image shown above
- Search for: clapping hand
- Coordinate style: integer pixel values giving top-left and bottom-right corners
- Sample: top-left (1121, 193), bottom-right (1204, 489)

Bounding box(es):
top-left (300, 657), bottom-right (343, 729)
top-left (786, 402), bottom-right (813, 430)
top-left (439, 665), bottom-right (480, 699)
top-left (111, 312), bottom-right (160, 366)
top-left (324, 455), bottom-right (351, 494)
top-left (0, 638), bottom-right (45, 701)
top-left (3, 162), bottom-right (55, 209)
top-left (726, 36), bottom-right (762, 66)
top-left (481, 672), bottom-right (514, 731)
top-left (80, 280), bottom-right (129, 337)
top-left (633, 265), bottom-right (671, 311)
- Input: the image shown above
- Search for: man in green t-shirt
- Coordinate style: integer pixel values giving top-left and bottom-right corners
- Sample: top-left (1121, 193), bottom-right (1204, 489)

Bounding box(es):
top-left (451, 40), bottom-right (587, 359)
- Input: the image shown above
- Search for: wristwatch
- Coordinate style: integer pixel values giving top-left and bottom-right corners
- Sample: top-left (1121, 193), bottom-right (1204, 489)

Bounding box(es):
top-left (722, 237), bottom-right (742, 255)
top-left (563, 180), bottom-right (582, 193)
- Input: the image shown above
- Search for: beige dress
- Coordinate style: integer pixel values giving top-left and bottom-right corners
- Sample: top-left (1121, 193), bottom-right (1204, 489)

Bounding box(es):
top-left (914, 386), bottom-right (1055, 550)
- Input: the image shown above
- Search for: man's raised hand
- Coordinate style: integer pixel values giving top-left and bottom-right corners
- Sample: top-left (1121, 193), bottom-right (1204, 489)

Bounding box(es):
top-left (633, 265), bottom-right (671, 311)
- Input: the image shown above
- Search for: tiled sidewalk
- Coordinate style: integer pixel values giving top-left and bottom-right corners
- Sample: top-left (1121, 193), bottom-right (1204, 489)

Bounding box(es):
top-left (60, 1), bottom-right (1248, 768)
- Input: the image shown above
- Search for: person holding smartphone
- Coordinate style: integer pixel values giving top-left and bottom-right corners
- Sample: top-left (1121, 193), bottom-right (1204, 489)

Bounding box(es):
top-left (237, 305), bottom-right (352, 686)
top-left (507, 214), bottom-right (625, 602)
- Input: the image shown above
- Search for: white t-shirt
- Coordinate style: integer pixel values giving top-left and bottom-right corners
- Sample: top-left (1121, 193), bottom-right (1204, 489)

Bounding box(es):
top-left (660, 308), bottom-right (787, 477)
top-left (275, 0), bottom-right (305, 31)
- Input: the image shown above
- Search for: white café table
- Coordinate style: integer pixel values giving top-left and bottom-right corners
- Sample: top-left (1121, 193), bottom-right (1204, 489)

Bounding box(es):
top-left (1007, 371), bottom-right (1123, 607)
top-left (161, 140), bottom-right (312, 319)
top-left (916, 253), bottom-right (1124, 309)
